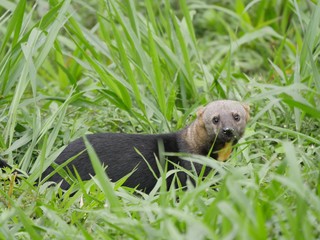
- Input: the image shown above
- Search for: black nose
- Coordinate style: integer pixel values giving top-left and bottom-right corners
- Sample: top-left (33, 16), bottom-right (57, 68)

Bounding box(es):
top-left (223, 127), bottom-right (234, 138)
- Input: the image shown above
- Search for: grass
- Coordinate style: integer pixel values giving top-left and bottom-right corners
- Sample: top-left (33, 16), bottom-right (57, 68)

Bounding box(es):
top-left (0, 0), bottom-right (320, 239)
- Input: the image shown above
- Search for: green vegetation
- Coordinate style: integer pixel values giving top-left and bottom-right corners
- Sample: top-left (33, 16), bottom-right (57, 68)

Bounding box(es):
top-left (0, 0), bottom-right (319, 239)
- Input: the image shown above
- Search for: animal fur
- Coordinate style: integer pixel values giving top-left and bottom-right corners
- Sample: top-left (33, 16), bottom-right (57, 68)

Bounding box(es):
top-left (1, 100), bottom-right (250, 193)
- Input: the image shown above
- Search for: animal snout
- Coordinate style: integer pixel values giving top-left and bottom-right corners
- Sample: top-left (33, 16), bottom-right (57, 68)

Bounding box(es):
top-left (222, 127), bottom-right (235, 138)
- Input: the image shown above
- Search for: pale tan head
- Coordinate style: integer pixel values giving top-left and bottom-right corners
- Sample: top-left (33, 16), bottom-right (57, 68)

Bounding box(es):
top-left (197, 100), bottom-right (250, 144)
top-left (186, 100), bottom-right (250, 161)
top-left (181, 100), bottom-right (250, 160)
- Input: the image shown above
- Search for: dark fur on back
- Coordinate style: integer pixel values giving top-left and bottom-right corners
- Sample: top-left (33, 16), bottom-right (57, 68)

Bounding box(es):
top-left (42, 132), bottom-right (202, 192)
top-left (2, 100), bottom-right (250, 193)
top-left (0, 159), bottom-right (11, 169)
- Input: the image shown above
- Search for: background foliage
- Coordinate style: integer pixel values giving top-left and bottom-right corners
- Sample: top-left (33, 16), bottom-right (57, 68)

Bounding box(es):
top-left (0, 0), bottom-right (319, 239)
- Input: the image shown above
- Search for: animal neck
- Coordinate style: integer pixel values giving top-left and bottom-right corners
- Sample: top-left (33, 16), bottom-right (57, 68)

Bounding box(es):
top-left (179, 119), bottom-right (211, 155)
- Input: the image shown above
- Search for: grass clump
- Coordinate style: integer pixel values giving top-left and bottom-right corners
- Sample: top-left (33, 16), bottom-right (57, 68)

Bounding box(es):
top-left (0, 0), bottom-right (319, 239)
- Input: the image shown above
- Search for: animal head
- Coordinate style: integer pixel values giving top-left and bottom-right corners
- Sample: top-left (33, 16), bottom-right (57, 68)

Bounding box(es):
top-left (196, 100), bottom-right (250, 160)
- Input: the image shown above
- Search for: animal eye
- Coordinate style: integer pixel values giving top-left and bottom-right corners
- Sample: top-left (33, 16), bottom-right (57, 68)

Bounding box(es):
top-left (212, 116), bottom-right (220, 124)
top-left (233, 113), bottom-right (240, 121)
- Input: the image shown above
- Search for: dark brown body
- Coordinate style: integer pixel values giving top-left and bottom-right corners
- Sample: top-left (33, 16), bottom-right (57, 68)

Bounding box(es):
top-left (42, 132), bottom-right (211, 192)
top-left (1, 100), bottom-right (250, 193)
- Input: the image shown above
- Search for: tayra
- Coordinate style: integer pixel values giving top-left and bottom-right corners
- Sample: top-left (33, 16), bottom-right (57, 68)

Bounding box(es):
top-left (1, 100), bottom-right (250, 193)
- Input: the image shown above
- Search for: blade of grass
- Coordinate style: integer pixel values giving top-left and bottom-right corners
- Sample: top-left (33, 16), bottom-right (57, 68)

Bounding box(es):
top-left (83, 136), bottom-right (124, 216)
top-left (109, 2), bottom-right (144, 113)
top-left (4, 28), bottom-right (41, 145)
top-left (147, 24), bottom-right (166, 115)
top-left (0, 0), bottom-right (26, 57)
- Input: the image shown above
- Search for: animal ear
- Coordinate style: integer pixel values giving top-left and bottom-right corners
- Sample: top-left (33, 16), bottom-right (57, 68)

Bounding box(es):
top-left (196, 106), bottom-right (206, 127)
top-left (241, 103), bottom-right (250, 122)
top-left (196, 107), bottom-right (205, 118)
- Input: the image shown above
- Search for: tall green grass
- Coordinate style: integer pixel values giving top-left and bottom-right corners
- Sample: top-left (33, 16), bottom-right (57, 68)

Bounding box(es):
top-left (0, 0), bottom-right (319, 239)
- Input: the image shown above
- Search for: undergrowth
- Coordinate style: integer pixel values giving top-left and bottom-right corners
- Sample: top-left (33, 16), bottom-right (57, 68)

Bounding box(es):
top-left (0, 0), bottom-right (319, 239)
